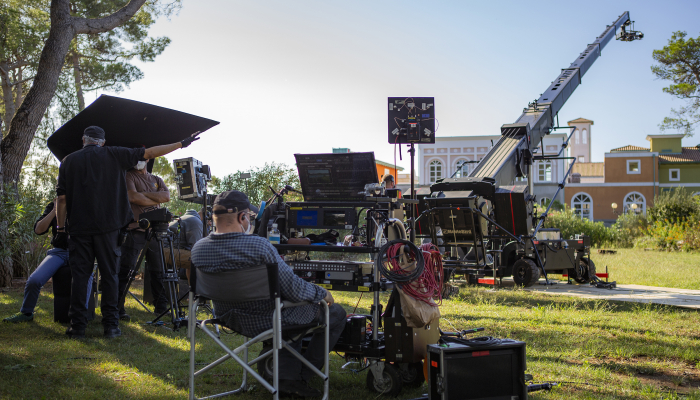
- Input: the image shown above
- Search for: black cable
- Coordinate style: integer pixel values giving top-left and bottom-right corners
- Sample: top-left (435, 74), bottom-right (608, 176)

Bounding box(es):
top-left (375, 239), bottom-right (425, 283)
top-left (440, 335), bottom-right (504, 347)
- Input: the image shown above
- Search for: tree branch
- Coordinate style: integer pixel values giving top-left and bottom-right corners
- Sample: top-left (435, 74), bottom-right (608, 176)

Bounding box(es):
top-left (72, 0), bottom-right (148, 35)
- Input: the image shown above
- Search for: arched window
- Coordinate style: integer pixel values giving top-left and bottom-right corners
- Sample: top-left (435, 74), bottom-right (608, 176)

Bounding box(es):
top-left (540, 197), bottom-right (551, 207)
top-left (429, 160), bottom-right (443, 183)
top-left (623, 192), bottom-right (646, 215)
top-left (453, 159), bottom-right (468, 178)
top-left (582, 128), bottom-right (587, 144)
top-left (574, 129), bottom-right (579, 145)
top-left (538, 160), bottom-right (552, 182)
top-left (572, 192), bottom-right (592, 220)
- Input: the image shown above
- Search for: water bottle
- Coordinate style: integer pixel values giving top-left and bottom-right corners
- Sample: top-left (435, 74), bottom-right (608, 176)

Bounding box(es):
top-left (268, 223), bottom-right (281, 244)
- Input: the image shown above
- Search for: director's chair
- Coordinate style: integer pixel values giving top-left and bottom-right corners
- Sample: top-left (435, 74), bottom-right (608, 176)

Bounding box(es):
top-left (188, 263), bottom-right (330, 399)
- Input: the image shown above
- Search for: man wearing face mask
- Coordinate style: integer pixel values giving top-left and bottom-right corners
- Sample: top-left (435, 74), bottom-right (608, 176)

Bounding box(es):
top-left (191, 191), bottom-right (346, 398)
top-left (117, 159), bottom-right (170, 321)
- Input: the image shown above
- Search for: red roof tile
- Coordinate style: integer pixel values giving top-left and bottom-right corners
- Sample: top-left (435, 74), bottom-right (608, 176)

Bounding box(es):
top-left (610, 145), bottom-right (649, 152)
top-left (658, 147), bottom-right (700, 163)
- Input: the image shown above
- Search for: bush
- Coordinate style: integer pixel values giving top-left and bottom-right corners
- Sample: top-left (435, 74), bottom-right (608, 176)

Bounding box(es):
top-left (647, 189), bottom-right (700, 223)
top-left (542, 207), bottom-right (617, 247)
top-left (0, 184), bottom-right (51, 279)
top-left (611, 212), bottom-right (648, 248)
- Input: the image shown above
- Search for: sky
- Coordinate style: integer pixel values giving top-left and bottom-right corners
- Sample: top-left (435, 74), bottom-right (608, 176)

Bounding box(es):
top-left (92, 0), bottom-right (700, 179)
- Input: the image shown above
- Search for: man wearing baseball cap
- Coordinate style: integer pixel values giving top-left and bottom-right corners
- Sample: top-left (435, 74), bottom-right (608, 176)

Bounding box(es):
top-left (191, 190), bottom-right (346, 398)
top-left (55, 125), bottom-right (200, 339)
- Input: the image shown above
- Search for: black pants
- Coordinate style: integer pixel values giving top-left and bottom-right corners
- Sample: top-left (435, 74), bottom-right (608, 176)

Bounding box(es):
top-left (68, 230), bottom-right (120, 331)
top-left (118, 230), bottom-right (168, 314)
top-left (280, 303), bottom-right (347, 381)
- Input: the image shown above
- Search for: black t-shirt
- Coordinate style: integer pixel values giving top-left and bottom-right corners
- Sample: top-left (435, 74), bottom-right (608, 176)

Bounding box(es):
top-left (56, 144), bottom-right (145, 235)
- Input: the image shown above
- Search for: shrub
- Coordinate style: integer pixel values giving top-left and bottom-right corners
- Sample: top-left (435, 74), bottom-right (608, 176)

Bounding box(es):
top-left (611, 212), bottom-right (648, 248)
top-left (542, 207), bottom-right (617, 247)
top-left (647, 189), bottom-right (700, 223)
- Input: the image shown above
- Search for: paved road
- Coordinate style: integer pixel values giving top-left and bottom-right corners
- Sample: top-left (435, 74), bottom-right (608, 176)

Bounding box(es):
top-left (496, 279), bottom-right (700, 310)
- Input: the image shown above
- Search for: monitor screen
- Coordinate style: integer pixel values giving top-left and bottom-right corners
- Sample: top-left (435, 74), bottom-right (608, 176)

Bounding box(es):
top-left (294, 152), bottom-right (379, 201)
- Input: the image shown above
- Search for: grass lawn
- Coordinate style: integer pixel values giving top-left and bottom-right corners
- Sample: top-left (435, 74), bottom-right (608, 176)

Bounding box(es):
top-left (586, 249), bottom-right (700, 290)
top-left (1, 276), bottom-right (699, 400)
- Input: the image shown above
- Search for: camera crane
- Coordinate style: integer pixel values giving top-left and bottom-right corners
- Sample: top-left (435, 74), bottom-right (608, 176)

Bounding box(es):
top-left (423, 12), bottom-right (642, 286)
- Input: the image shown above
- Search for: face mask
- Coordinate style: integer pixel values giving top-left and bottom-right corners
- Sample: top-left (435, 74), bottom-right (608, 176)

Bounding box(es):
top-left (243, 214), bottom-right (255, 234)
top-left (135, 161), bottom-right (147, 170)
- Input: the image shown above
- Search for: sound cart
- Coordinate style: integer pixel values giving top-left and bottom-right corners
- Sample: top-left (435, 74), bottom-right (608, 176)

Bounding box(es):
top-left (263, 152), bottom-right (439, 396)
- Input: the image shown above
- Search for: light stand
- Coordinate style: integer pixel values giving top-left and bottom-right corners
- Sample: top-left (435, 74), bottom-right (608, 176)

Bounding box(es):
top-left (409, 143), bottom-right (416, 243)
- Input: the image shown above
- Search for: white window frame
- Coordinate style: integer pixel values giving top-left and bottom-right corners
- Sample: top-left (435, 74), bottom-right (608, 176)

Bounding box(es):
top-left (669, 168), bottom-right (680, 182)
top-left (571, 192), bottom-right (593, 221)
top-left (537, 160), bottom-right (552, 182)
top-left (626, 159), bottom-right (641, 174)
top-left (539, 197), bottom-right (551, 207)
top-left (574, 129), bottom-right (579, 144)
top-left (578, 156), bottom-right (585, 163)
top-left (582, 128), bottom-right (587, 144)
top-left (623, 192), bottom-right (646, 215)
top-left (453, 158), bottom-right (468, 178)
top-left (428, 159), bottom-right (443, 184)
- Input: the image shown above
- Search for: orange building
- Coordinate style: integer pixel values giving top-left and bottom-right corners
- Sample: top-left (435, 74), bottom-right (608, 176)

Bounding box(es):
top-left (564, 134), bottom-right (700, 223)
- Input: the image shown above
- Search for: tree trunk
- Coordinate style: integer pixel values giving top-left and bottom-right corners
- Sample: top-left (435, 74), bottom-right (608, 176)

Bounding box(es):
top-left (0, 0), bottom-right (148, 184)
top-left (0, 61), bottom-right (14, 136)
top-left (0, 1), bottom-right (75, 184)
top-left (14, 65), bottom-right (24, 111)
top-left (72, 50), bottom-right (85, 110)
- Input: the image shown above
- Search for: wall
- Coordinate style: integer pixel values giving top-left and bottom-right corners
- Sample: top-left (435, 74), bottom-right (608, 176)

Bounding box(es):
top-left (564, 185), bottom-right (655, 221)
top-left (658, 164), bottom-right (700, 184)
top-left (649, 137), bottom-right (682, 154)
top-left (604, 153), bottom-right (658, 183)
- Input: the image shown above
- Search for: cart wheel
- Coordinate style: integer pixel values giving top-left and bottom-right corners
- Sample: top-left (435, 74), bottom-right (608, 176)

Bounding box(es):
top-left (512, 259), bottom-right (540, 287)
top-left (398, 362), bottom-right (425, 387)
top-left (569, 258), bottom-right (596, 283)
top-left (367, 363), bottom-right (403, 396)
top-left (257, 344), bottom-right (273, 382)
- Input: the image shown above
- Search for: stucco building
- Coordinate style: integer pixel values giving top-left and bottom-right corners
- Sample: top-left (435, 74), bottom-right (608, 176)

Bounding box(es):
top-left (564, 134), bottom-right (700, 223)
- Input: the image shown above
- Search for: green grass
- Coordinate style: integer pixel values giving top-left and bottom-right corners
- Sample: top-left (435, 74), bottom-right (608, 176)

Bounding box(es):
top-left (1, 277), bottom-right (699, 400)
top-left (587, 249), bottom-right (700, 290)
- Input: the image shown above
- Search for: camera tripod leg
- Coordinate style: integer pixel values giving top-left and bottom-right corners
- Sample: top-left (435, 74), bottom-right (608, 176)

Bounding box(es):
top-left (150, 233), bottom-right (184, 329)
top-left (128, 291), bottom-right (151, 312)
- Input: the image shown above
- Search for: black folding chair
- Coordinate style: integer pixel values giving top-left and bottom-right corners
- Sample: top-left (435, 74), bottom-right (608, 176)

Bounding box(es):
top-left (187, 263), bottom-right (329, 399)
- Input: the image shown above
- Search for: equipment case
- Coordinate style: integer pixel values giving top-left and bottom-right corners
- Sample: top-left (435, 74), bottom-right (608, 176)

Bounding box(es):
top-left (427, 340), bottom-right (527, 400)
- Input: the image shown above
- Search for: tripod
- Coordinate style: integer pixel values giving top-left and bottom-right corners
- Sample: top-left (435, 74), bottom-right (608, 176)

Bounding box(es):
top-left (119, 222), bottom-right (184, 329)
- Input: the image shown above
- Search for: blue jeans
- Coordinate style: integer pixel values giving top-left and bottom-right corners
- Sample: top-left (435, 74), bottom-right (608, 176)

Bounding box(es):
top-left (20, 248), bottom-right (93, 315)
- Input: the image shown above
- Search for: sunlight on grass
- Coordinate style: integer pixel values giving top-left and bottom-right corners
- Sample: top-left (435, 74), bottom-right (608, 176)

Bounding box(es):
top-left (1, 258), bottom-right (699, 399)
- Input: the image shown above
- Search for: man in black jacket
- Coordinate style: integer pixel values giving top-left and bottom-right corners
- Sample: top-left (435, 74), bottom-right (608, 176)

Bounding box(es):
top-left (56, 126), bottom-right (199, 338)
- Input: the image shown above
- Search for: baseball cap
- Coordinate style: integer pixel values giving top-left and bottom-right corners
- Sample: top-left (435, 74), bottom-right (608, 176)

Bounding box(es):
top-left (213, 190), bottom-right (259, 215)
top-left (84, 126), bottom-right (105, 139)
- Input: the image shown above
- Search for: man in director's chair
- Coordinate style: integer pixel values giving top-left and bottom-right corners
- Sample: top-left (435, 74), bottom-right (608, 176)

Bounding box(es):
top-left (190, 190), bottom-right (346, 398)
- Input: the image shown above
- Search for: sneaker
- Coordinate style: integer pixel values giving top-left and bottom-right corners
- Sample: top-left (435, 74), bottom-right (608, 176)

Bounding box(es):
top-left (3, 312), bottom-right (33, 323)
top-left (65, 327), bottom-right (86, 339)
top-left (278, 379), bottom-right (322, 398)
top-left (104, 327), bottom-right (122, 339)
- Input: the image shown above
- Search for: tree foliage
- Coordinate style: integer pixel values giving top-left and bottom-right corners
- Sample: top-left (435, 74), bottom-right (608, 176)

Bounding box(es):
top-left (211, 163), bottom-right (304, 207)
top-left (652, 31), bottom-right (700, 136)
top-left (0, 0), bottom-right (178, 287)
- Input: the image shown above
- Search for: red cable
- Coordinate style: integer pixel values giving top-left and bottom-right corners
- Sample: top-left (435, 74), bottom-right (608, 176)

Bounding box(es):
top-left (384, 243), bottom-right (444, 305)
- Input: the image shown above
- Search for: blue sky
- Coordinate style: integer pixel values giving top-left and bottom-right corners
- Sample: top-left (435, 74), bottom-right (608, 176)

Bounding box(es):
top-left (98, 0), bottom-right (700, 178)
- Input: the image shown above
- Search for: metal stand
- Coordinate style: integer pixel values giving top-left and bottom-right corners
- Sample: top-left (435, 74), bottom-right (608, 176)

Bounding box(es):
top-left (118, 225), bottom-right (184, 329)
top-left (408, 143), bottom-right (416, 243)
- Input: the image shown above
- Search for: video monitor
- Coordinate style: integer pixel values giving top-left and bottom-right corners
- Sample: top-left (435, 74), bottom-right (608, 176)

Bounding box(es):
top-left (294, 152), bottom-right (379, 202)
